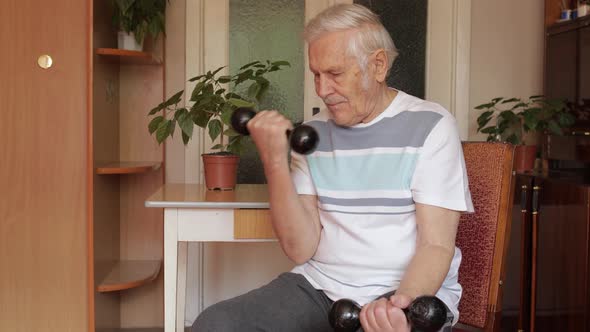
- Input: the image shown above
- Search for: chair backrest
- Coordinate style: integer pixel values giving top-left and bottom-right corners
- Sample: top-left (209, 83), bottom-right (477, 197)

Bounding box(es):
top-left (456, 142), bottom-right (515, 330)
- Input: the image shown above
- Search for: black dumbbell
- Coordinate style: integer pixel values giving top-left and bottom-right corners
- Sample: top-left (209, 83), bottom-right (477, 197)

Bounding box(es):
top-left (329, 295), bottom-right (447, 332)
top-left (230, 107), bottom-right (319, 155)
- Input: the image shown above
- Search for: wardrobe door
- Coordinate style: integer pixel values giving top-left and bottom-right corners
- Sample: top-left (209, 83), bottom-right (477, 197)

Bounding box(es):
top-left (0, 0), bottom-right (90, 331)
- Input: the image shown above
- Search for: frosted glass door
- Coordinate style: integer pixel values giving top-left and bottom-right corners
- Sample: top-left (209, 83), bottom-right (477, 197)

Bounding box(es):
top-left (229, 0), bottom-right (305, 183)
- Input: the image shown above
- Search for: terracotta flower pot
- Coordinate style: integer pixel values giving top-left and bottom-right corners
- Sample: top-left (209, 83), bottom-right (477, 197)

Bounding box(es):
top-left (201, 154), bottom-right (239, 190)
top-left (513, 144), bottom-right (537, 172)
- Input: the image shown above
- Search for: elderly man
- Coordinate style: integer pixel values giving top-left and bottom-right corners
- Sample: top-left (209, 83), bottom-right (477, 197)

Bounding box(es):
top-left (193, 4), bottom-right (473, 332)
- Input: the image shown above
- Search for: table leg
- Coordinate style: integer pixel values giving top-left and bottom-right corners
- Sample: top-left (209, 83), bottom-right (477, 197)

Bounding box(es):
top-left (177, 241), bottom-right (188, 332)
top-left (164, 208), bottom-right (178, 332)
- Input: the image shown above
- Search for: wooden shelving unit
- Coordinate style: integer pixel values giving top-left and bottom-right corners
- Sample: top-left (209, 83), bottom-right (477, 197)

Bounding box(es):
top-left (95, 48), bottom-right (162, 65)
top-left (92, 2), bottom-right (165, 329)
top-left (97, 260), bottom-right (162, 293)
top-left (96, 161), bottom-right (162, 175)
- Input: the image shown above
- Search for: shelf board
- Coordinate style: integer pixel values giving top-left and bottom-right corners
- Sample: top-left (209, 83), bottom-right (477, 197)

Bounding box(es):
top-left (96, 161), bottom-right (161, 175)
top-left (97, 260), bottom-right (161, 293)
top-left (95, 48), bottom-right (162, 65)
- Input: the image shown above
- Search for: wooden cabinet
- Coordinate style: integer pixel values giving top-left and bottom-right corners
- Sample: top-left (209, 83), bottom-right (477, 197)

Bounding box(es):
top-left (545, 25), bottom-right (577, 103)
top-left (545, 17), bottom-right (590, 130)
top-left (1, 1), bottom-right (165, 331)
top-left (502, 173), bottom-right (590, 332)
top-left (534, 175), bottom-right (589, 332)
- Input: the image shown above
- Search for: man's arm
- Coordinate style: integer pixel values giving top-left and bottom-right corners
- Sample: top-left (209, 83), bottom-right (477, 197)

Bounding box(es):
top-left (265, 165), bottom-right (322, 264)
top-left (246, 110), bottom-right (322, 264)
top-left (396, 202), bottom-right (460, 298)
top-left (360, 203), bottom-right (460, 332)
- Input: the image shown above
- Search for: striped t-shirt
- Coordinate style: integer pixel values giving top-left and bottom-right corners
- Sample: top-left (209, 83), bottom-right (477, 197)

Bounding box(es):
top-left (290, 90), bottom-right (474, 324)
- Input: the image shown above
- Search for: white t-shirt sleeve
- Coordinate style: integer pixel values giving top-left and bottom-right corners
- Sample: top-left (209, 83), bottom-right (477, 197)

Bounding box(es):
top-left (410, 115), bottom-right (474, 212)
top-left (290, 151), bottom-right (317, 195)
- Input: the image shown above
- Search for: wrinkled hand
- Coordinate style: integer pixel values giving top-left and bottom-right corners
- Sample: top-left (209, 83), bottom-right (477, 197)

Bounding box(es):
top-left (246, 110), bottom-right (293, 171)
top-left (359, 294), bottom-right (412, 332)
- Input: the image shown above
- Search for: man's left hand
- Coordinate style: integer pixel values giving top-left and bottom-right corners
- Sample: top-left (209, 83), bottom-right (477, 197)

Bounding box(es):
top-left (359, 293), bottom-right (412, 332)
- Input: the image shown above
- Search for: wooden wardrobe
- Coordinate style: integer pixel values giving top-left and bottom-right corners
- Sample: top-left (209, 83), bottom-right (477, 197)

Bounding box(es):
top-left (1, 0), bottom-right (165, 331)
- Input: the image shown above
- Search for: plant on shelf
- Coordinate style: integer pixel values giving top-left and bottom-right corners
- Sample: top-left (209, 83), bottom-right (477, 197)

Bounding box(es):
top-left (474, 95), bottom-right (575, 144)
top-left (474, 95), bottom-right (575, 171)
top-left (111, 0), bottom-right (167, 51)
top-left (147, 59), bottom-right (290, 189)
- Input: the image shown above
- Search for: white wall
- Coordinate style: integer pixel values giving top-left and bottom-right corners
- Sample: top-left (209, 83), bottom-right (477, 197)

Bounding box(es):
top-left (469, 0), bottom-right (545, 140)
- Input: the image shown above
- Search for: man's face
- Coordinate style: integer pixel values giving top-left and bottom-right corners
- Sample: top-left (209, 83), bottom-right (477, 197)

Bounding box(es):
top-left (308, 30), bottom-right (380, 127)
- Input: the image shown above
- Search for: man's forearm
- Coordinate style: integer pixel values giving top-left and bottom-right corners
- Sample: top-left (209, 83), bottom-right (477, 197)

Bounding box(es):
top-left (396, 244), bottom-right (454, 299)
top-left (265, 163), bottom-right (321, 265)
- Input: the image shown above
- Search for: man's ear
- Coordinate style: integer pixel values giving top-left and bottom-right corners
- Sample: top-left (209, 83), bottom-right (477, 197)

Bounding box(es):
top-left (371, 49), bottom-right (389, 83)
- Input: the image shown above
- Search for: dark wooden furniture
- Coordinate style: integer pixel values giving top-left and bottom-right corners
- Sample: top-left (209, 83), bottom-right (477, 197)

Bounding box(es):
top-left (545, 15), bottom-right (590, 130)
top-left (504, 171), bottom-right (590, 332)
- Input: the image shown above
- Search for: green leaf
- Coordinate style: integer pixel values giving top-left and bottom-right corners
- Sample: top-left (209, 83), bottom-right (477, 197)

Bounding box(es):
top-left (491, 97), bottom-right (503, 104)
top-left (168, 118), bottom-right (176, 137)
top-left (505, 133), bottom-right (519, 145)
top-left (523, 112), bottom-right (538, 131)
top-left (211, 144), bottom-right (224, 150)
top-left (193, 108), bottom-right (212, 128)
top-left (235, 69), bottom-right (254, 85)
top-left (208, 119), bottom-right (222, 142)
top-left (498, 110), bottom-right (519, 123)
top-left (228, 98), bottom-right (255, 108)
top-left (247, 82), bottom-right (261, 99)
top-left (547, 119), bottom-right (562, 135)
top-left (510, 102), bottom-right (528, 110)
top-left (189, 74), bottom-right (206, 82)
top-left (174, 108), bottom-right (188, 120)
top-left (255, 77), bottom-right (270, 101)
top-left (182, 131), bottom-right (191, 145)
top-left (220, 103), bottom-right (234, 125)
top-left (476, 111), bottom-right (494, 130)
top-left (481, 127), bottom-right (497, 134)
top-left (148, 115), bottom-right (164, 134)
top-left (190, 82), bottom-right (205, 101)
top-left (156, 119), bottom-right (171, 144)
top-left (240, 61), bottom-right (261, 70)
top-left (559, 112), bottom-right (576, 127)
top-left (227, 136), bottom-right (243, 155)
top-left (223, 128), bottom-right (240, 137)
top-left (218, 76), bottom-right (232, 84)
top-left (210, 66), bottom-right (226, 77)
top-left (179, 114), bottom-right (194, 138)
top-left (270, 60), bottom-right (291, 67)
top-left (474, 102), bottom-right (496, 110)
top-left (164, 90), bottom-right (184, 107)
top-left (501, 98), bottom-right (520, 104)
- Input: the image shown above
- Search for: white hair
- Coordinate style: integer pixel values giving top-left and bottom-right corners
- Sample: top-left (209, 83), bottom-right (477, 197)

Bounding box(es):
top-left (304, 3), bottom-right (398, 76)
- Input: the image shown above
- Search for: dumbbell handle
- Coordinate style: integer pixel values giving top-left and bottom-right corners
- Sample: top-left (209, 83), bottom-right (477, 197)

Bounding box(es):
top-left (230, 107), bottom-right (319, 155)
top-left (329, 295), bottom-right (447, 332)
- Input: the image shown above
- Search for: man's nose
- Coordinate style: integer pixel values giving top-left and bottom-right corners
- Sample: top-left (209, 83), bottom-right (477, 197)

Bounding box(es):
top-left (316, 76), bottom-right (333, 98)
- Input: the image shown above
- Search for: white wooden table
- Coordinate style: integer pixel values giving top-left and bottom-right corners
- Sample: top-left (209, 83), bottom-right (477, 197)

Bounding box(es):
top-left (145, 184), bottom-right (275, 332)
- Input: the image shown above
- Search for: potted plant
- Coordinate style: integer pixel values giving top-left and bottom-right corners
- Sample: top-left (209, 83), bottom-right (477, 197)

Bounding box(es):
top-left (147, 60), bottom-right (290, 189)
top-left (474, 95), bottom-right (575, 171)
top-left (111, 0), bottom-right (167, 51)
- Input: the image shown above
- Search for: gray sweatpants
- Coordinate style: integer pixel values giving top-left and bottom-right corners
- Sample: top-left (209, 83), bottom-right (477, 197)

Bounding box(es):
top-left (192, 272), bottom-right (453, 332)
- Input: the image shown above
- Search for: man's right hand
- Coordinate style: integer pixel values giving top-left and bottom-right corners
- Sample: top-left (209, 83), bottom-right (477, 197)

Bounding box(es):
top-left (246, 110), bottom-right (293, 174)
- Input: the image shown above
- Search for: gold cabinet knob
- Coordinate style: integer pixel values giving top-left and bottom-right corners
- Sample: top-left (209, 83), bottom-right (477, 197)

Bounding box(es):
top-left (37, 54), bottom-right (53, 69)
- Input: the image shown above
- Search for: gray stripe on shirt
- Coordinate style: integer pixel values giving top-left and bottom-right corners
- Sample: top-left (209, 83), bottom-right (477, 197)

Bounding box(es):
top-left (307, 111), bottom-right (443, 152)
top-left (318, 196), bottom-right (414, 207)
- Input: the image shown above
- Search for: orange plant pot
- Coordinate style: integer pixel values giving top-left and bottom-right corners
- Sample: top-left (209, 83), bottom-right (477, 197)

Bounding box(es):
top-left (513, 144), bottom-right (537, 172)
top-left (202, 154), bottom-right (240, 190)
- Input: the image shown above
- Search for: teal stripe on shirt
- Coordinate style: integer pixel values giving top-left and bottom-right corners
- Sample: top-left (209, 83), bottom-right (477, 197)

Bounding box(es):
top-left (307, 153), bottom-right (419, 191)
